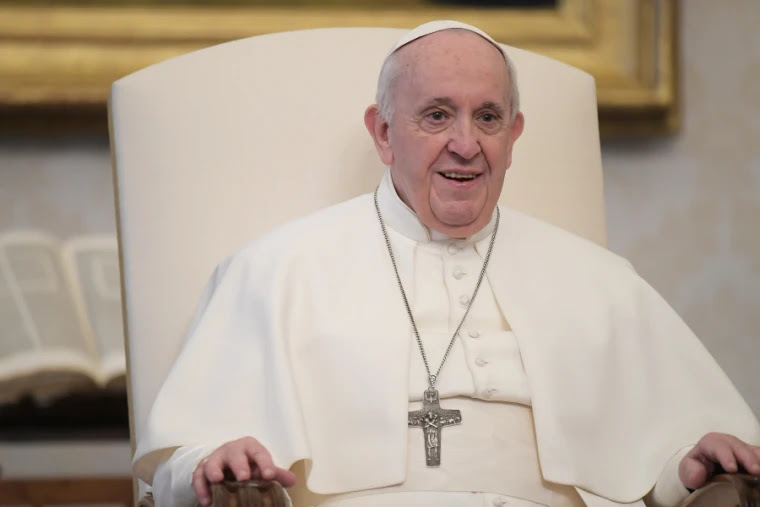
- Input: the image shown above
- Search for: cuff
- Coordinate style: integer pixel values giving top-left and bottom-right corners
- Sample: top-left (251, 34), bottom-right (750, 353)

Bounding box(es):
top-left (645, 446), bottom-right (693, 507)
top-left (153, 444), bottom-right (219, 507)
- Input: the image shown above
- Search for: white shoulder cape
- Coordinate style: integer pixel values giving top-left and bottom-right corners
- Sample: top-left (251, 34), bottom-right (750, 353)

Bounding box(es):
top-left (134, 193), bottom-right (760, 503)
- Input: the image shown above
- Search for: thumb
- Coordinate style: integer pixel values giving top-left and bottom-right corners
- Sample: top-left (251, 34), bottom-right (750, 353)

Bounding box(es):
top-left (679, 457), bottom-right (711, 490)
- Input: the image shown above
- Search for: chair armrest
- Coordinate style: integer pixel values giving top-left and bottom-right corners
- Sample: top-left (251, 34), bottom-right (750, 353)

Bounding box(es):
top-left (138, 492), bottom-right (155, 507)
top-left (210, 480), bottom-right (288, 507)
top-left (679, 473), bottom-right (760, 507)
top-left (137, 480), bottom-right (287, 507)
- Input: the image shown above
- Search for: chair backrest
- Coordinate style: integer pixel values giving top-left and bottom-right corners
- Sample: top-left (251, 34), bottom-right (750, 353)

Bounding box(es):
top-left (109, 26), bottom-right (606, 479)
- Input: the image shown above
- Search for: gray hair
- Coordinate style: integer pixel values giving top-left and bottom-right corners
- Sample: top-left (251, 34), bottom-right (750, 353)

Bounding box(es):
top-left (375, 38), bottom-right (521, 125)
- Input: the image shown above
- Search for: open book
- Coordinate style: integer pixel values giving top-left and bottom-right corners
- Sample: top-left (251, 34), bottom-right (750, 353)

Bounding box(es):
top-left (0, 231), bottom-right (126, 404)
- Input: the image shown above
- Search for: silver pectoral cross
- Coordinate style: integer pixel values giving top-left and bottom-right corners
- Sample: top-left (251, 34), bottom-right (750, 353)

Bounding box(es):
top-left (408, 387), bottom-right (462, 467)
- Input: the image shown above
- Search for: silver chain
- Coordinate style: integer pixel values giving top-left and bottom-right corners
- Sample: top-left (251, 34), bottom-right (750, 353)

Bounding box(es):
top-left (374, 188), bottom-right (500, 388)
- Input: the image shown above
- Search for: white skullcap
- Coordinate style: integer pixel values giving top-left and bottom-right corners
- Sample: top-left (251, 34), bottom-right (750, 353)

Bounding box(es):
top-left (386, 20), bottom-right (507, 60)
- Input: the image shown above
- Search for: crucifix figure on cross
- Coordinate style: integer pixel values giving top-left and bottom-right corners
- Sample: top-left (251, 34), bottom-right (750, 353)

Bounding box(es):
top-left (408, 387), bottom-right (462, 467)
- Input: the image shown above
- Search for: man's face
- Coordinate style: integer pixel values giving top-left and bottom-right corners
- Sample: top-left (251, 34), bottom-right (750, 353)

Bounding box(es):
top-left (366, 30), bottom-right (524, 238)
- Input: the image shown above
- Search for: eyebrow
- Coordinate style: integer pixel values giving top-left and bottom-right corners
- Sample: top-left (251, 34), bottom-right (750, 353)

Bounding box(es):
top-left (479, 101), bottom-right (507, 117)
top-left (420, 97), bottom-right (507, 117)
top-left (424, 97), bottom-right (456, 109)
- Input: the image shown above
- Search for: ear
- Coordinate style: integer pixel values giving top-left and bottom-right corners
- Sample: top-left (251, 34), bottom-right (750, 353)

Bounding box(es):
top-left (504, 112), bottom-right (525, 169)
top-left (364, 105), bottom-right (394, 166)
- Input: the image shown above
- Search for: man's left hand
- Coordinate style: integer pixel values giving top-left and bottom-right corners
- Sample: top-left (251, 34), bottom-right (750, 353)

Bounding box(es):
top-left (679, 432), bottom-right (760, 490)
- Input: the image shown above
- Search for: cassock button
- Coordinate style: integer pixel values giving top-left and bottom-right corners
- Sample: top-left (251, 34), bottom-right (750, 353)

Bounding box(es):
top-left (459, 294), bottom-right (470, 306)
top-left (447, 243), bottom-right (459, 255)
top-left (475, 357), bottom-right (488, 367)
top-left (493, 497), bottom-right (508, 506)
top-left (452, 267), bottom-right (466, 279)
top-left (468, 329), bottom-right (480, 338)
top-left (483, 388), bottom-right (497, 399)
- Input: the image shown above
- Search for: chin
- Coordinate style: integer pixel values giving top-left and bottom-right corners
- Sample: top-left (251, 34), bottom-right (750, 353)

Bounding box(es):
top-left (436, 206), bottom-right (497, 236)
top-left (440, 217), bottom-right (479, 229)
top-left (432, 207), bottom-right (482, 229)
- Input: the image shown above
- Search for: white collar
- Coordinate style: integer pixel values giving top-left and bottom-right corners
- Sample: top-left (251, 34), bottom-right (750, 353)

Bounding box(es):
top-left (375, 170), bottom-right (497, 244)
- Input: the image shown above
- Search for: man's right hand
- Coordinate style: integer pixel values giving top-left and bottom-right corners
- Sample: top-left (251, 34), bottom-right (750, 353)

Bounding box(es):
top-left (191, 436), bottom-right (297, 506)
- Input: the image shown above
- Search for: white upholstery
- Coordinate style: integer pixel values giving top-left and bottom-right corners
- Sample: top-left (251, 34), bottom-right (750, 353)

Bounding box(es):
top-left (109, 27), bottom-right (606, 486)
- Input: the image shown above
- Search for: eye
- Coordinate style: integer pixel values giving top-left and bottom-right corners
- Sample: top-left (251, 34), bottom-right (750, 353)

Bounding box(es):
top-left (427, 110), bottom-right (447, 123)
top-left (419, 109), bottom-right (452, 132)
top-left (478, 111), bottom-right (503, 123)
top-left (477, 111), bottom-right (504, 132)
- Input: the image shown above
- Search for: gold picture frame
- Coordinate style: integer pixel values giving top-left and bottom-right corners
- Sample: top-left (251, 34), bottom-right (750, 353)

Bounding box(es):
top-left (0, 0), bottom-right (677, 137)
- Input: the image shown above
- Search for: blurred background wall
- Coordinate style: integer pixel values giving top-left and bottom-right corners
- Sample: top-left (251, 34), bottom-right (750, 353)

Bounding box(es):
top-left (0, 0), bottom-right (757, 478)
top-left (603, 0), bottom-right (759, 413)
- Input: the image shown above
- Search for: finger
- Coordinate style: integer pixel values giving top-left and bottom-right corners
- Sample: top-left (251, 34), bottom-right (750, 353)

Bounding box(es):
top-left (193, 459), bottom-right (212, 506)
top-left (679, 456), bottom-right (711, 490)
top-left (204, 453), bottom-right (227, 483)
top-left (753, 446), bottom-right (760, 475)
top-left (712, 443), bottom-right (739, 473)
top-left (244, 441), bottom-right (277, 480)
top-left (272, 468), bottom-right (298, 487)
top-left (696, 434), bottom-right (738, 474)
top-left (733, 443), bottom-right (760, 475)
top-left (224, 448), bottom-right (253, 481)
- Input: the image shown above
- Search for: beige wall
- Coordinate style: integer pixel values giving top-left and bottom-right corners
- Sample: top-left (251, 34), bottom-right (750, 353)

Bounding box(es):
top-left (0, 136), bottom-right (115, 237)
top-left (0, 0), bottom-right (757, 476)
top-left (603, 0), bottom-right (759, 414)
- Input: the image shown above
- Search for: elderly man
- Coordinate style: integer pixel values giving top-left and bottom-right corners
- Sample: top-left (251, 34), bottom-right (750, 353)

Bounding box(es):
top-left (135, 21), bottom-right (760, 507)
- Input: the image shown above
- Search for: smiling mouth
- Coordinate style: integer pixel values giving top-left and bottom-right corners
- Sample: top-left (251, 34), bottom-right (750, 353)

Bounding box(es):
top-left (440, 172), bottom-right (480, 181)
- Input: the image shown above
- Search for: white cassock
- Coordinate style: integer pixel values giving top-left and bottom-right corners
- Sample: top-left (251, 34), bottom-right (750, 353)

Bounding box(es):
top-left (136, 171), bottom-right (760, 507)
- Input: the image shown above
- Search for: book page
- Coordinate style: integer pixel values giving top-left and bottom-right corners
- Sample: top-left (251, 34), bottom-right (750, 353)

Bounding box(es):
top-left (61, 236), bottom-right (126, 385)
top-left (0, 231), bottom-right (100, 403)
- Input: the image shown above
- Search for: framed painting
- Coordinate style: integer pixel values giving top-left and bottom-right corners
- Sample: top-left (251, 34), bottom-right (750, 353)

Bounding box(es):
top-left (0, 0), bottom-right (677, 137)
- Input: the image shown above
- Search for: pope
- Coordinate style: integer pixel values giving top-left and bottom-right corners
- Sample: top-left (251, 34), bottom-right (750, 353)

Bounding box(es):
top-left (134, 20), bottom-right (760, 507)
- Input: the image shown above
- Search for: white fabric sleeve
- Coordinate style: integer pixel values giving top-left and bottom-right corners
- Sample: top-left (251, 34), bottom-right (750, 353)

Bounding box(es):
top-left (152, 444), bottom-right (218, 507)
top-left (133, 251), bottom-right (311, 485)
top-left (644, 446), bottom-right (693, 507)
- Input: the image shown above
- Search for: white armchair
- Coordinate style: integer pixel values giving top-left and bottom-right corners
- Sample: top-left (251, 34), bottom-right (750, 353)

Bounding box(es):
top-left (109, 26), bottom-right (753, 507)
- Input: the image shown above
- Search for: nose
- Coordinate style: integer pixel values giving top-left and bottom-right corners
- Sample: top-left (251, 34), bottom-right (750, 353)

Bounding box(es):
top-left (447, 118), bottom-right (482, 160)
